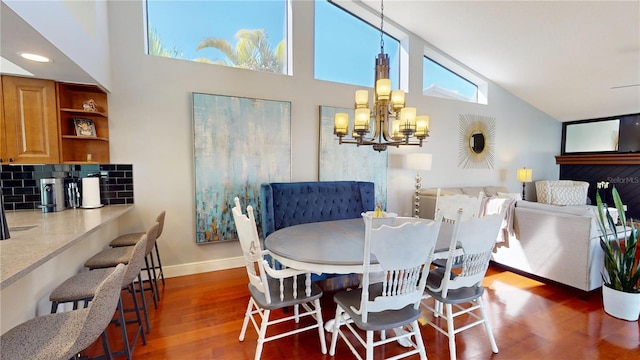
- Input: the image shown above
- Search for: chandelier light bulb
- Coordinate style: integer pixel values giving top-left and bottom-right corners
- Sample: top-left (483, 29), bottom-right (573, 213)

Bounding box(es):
top-left (375, 79), bottom-right (391, 100)
top-left (415, 116), bottom-right (430, 137)
top-left (355, 90), bottom-right (369, 107)
top-left (334, 113), bottom-right (349, 136)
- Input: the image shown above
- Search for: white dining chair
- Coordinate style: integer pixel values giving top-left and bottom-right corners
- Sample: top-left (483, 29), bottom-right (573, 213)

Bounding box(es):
top-left (434, 188), bottom-right (484, 223)
top-left (421, 209), bottom-right (503, 360)
top-left (232, 197), bottom-right (326, 360)
top-left (432, 189), bottom-right (485, 271)
top-left (329, 213), bottom-right (443, 360)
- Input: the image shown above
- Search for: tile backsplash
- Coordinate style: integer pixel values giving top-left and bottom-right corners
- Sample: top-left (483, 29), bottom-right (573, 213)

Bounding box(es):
top-left (1, 164), bottom-right (134, 211)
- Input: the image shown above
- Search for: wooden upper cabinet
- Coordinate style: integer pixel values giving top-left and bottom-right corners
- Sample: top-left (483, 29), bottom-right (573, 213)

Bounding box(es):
top-left (1, 76), bottom-right (60, 164)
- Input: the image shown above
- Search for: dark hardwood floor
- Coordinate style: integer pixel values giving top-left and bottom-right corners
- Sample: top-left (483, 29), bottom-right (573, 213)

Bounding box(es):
top-left (84, 265), bottom-right (639, 359)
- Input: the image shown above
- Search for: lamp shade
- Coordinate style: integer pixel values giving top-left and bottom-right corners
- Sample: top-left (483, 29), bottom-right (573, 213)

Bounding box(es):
top-left (517, 168), bottom-right (533, 183)
top-left (415, 116), bottom-right (429, 137)
top-left (391, 90), bottom-right (405, 108)
top-left (375, 79), bottom-right (391, 100)
top-left (334, 113), bottom-right (349, 136)
top-left (406, 153), bottom-right (433, 171)
top-left (355, 90), bottom-right (369, 107)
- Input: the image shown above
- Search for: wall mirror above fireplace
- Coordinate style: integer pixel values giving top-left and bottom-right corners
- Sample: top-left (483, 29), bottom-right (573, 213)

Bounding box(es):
top-left (561, 114), bottom-right (640, 155)
top-left (563, 119), bottom-right (619, 153)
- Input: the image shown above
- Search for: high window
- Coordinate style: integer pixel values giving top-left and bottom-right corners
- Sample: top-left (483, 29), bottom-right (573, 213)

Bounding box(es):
top-left (423, 57), bottom-right (478, 103)
top-left (145, 0), bottom-right (290, 75)
top-left (422, 48), bottom-right (487, 104)
top-left (314, 0), bottom-right (400, 89)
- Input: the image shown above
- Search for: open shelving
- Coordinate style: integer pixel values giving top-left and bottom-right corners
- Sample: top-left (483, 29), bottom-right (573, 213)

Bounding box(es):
top-left (57, 82), bottom-right (110, 163)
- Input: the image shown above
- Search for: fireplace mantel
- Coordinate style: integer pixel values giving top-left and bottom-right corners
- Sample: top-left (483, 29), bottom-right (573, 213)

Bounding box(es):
top-left (555, 153), bottom-right (640, 165)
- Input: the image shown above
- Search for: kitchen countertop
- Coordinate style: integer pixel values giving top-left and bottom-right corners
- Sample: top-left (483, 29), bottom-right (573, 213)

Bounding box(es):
top-left (0, 205), bottom-right (134, 290)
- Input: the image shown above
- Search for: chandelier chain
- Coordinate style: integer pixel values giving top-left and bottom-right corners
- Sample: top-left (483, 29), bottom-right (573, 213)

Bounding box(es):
top-left (379, 0), bottom-right (385, 53)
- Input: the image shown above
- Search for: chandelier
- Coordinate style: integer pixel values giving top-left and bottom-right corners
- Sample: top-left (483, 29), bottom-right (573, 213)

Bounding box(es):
top-left (333, 0), bottom-right (429, 152)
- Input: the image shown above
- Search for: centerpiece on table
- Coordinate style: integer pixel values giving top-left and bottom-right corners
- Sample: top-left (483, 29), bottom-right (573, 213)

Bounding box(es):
top-left (596, 186), bottom-right (640, 321)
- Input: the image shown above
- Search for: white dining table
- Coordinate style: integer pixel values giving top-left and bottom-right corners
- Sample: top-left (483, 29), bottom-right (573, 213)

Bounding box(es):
top-left (264, 217), bottom-right (454, 275)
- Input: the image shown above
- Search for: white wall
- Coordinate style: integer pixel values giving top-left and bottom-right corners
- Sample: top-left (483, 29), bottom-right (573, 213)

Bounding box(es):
top-left (102, 1), bottom-right (559, 276)
top-left (4, 0), bottom-right (111, 90)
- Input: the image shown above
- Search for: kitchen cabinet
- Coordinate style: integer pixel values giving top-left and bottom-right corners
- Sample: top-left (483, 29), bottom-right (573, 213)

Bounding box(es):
top-left (1, 76), bottom-right (60, 164)
top-left (57, 82), bottom-right (109, 163)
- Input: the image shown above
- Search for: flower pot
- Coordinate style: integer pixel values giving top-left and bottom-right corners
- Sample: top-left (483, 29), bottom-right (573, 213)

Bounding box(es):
top-left (602, 285), bottom-right (640, 321)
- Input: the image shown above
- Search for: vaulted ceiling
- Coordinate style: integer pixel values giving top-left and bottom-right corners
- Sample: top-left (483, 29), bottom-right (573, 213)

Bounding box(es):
top-left (2, 1), bottom-right (639, 122)
top-left (361, 0), bottom-right (640, 122)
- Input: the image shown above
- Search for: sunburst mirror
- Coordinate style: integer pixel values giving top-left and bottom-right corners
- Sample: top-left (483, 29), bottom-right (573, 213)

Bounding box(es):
top-left (458, 114), bottom-right (496, 169)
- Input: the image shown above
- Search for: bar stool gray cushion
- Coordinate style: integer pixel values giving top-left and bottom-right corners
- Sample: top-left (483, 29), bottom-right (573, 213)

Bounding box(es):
top-left (85, 246), bottom-right (133, 269)
top-left (50, 268), bottom-right (112, 304)
top-left (0, 264), bottom-right (125, 360)
top-left (109, 232), bottom-right (141, 247)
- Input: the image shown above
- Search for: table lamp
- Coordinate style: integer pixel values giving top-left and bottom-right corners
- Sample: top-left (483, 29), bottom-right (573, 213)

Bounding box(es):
top-left (517, 167), bottom-right (533, 200)
top-left (406, 153), bottom-right (433, 217)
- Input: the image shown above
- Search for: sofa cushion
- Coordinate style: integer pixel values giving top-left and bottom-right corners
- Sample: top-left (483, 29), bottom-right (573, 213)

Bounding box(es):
top-left (498, 192), bottom-right (522, 201)
top-left (515, 200), bottom-right (593, 216)
top-left (461, 187), bottom-right (486, 197)
top-left (484, 186), bottom-right (507, 197)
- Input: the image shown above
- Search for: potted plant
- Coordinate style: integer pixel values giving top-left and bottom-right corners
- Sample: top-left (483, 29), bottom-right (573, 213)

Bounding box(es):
top-left (596, 186), bottom-right (640, 321)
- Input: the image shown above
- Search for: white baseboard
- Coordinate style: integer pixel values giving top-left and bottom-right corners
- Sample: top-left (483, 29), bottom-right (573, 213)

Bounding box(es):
top-left (160, 256), bottom-right (244, 278)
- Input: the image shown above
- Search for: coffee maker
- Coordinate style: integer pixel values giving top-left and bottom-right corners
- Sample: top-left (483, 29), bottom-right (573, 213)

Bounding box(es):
top-left (40, 178), bottom-right (66, 213)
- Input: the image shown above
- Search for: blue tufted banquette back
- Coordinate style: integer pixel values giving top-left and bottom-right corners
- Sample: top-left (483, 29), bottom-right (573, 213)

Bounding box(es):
top-left (260, 181), bottom-right (375, 240)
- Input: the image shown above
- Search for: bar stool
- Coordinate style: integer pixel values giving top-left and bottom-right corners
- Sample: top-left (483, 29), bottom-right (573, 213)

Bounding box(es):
top-left (110, 211), bottom-right (166, 301)
top-left (86, 222), bottom-right (159, 314)
top-left (49, 236), bottom-right (149, 360)
top-left (1, 264), bottom-right (126, 360)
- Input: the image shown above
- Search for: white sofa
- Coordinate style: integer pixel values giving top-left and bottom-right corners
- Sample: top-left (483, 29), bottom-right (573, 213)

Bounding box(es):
top-left (418, 185), bottom-right (616, 293)
top-left (492, 201), bottom-right (615, 292)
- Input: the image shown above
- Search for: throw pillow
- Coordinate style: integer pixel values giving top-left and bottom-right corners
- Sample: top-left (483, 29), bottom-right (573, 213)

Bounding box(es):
top-left (550, 186), bottom-right (587, 206)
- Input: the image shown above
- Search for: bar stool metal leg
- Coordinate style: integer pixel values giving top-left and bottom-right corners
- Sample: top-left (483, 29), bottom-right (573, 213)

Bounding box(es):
top-left (143, 256), bottom-right (158, 308)
top-left (148, 253), bottom-right (160, 301)
top-left (154, 243), bottom-right (165, 285)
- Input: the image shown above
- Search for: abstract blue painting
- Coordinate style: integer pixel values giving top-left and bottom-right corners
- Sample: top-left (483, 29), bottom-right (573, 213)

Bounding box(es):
top-left (319, 105), bottom-right (388, 209)
top-left (193, 93), bottom-right (291, 244)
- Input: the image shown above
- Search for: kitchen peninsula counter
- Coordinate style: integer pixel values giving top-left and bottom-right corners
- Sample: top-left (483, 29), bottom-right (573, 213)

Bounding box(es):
top-left (1, 205), bottom-right (134, 290)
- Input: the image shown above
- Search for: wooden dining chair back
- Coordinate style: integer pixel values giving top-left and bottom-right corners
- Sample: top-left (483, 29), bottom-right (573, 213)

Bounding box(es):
top-left (432, 189), bottom-right (485, 269)
top-left (421, 209), bottom-right (503, 360)
top-left (435, 189), bottom-right (484, 223)
top-left (329, 214), bottom-right (443, 360)
top-left (232, 197), bottom-right (326, 360)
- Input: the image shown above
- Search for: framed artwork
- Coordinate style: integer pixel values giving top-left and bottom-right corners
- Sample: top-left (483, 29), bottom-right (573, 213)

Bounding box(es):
top-left (458, 114), bottom-right (496, 169)
top-left (192, 93), bottom-right (291, 244)
top-left (73, 118), bottom-right (96, 137)
top-left (319, 105), bottom-right (388, 209)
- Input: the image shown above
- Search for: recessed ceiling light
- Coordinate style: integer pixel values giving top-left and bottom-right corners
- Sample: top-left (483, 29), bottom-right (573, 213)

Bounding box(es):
top-left (19, 52), bottom-right (51, 63)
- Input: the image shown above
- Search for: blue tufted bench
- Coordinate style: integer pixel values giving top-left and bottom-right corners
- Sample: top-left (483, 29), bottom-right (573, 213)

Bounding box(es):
top-left (260, 181), bottom-right (375, 281)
